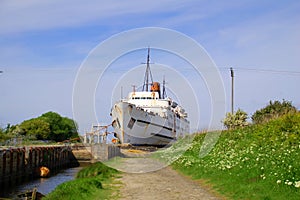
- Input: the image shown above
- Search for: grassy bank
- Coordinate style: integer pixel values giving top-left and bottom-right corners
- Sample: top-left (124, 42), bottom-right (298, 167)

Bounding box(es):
top-left (157, 113), bottom-right (300, 200)
top-left (44, 162), bottom-right (120, 200)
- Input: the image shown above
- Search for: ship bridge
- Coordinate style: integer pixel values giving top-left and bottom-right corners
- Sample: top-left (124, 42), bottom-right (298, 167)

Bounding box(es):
top-left (126, 91), bottom-right (170, 109)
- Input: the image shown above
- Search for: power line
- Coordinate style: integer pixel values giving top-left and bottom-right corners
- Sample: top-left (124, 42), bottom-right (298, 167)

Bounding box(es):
top-left (219, 67), bottom-right (300, 75)
top-left (3, 65), bottom-right (300, 76)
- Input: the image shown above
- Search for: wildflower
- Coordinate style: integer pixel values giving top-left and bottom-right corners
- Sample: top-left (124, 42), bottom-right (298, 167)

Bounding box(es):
top-left (288, 182), bottom-right (293, 186)
top-left (260, 174), bottom-right (266, 179)
top-left (295, 181), bottom-right (300, 188)
top-left (277, 180), bottom-right (281, 184)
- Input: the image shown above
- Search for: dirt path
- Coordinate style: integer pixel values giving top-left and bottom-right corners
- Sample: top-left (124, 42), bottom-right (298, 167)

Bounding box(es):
top-left (109, 150), bottom-right (221, 200)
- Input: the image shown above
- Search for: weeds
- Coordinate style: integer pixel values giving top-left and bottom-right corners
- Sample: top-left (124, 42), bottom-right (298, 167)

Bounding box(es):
top-left (44, 162), bottom-right (119, 200)
top-left (157, 113), bottom-right (300, 200)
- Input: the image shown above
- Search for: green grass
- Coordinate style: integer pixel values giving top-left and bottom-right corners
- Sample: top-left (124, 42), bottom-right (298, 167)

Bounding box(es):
top-left (44, 162), bottom-right (120, 200)
top-left (156, 113), bottom-right (300, 200)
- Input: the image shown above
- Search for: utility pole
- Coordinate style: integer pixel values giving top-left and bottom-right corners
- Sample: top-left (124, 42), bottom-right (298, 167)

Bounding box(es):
top-left (162, 75), bottom-right (166, 99)
top-left (230, 67), bottom-right (234, 114)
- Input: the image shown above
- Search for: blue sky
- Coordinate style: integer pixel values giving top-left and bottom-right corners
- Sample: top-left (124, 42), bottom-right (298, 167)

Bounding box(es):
top-left (0, 0), bottom-right (299, 133)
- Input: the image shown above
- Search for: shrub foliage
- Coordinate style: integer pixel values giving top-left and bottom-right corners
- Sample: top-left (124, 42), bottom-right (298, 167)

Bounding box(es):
top-left (251, 100), bottom-right (297, 124)
top-left (223, 108), bottom-right (249, 130)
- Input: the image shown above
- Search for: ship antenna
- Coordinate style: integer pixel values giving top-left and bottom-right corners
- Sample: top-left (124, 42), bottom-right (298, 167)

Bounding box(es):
top-left (142, 47), bottom-right (153, 91)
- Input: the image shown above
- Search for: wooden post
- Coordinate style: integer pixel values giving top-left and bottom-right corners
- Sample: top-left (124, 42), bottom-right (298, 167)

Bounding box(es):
top-left (230, 67), bottom-right (234, 114)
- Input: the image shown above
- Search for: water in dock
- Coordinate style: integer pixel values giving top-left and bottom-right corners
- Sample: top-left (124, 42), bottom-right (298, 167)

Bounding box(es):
top-left (1, 164), bottom-right (88, 199)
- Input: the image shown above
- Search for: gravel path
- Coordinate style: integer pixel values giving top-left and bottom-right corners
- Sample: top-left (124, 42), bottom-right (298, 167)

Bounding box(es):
top-left (110, 150), bottom-right (222, 200)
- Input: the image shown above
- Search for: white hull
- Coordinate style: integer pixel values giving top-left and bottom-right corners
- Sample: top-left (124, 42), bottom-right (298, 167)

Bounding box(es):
top-left (111, 101), bottom-right (190, 146)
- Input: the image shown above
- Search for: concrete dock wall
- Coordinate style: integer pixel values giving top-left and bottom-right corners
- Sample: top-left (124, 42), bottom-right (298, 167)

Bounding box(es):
top-left (91, 144), bottom-right (121, 162)
top-left (0, 146), bottom-right (79, 190)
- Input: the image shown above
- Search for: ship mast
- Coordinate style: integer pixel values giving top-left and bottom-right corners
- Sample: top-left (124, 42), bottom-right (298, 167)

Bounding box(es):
top-left (142, 47), bottom-right (153, 91)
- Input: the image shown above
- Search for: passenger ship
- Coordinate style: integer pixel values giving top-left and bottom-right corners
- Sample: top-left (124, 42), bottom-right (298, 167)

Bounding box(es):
top-left (111, 49), bottom-right (190, 146)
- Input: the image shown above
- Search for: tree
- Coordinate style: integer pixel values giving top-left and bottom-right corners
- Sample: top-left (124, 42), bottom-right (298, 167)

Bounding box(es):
top-left (223, 109), bottom-right (249, 130)
top-left (40, 112), bottom-right (78, 142)
top-left (18, 111), bottom-right (79, 142)
top-left (251, 100), bottom-right (297, 124)
top-left (0, 127), bottom-right (8, 142)
top-left (19, 118), bottom-right (51, 140)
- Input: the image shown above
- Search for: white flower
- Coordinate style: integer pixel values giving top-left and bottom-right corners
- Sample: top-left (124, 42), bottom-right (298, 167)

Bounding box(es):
top-left (295, 181), bottom-right (300, 188)
top-left (288, 182), bottom-right (293, 186)
top-left (260, 174), bottom-right (266, 179)
top-left (277, 180), bottom-right (281, 184)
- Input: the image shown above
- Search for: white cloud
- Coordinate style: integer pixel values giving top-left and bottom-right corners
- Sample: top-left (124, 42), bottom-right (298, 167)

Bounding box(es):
top-left (0, 0), bottom-right (192, 34)
top-left (0, 0), bottom-right (261, 35)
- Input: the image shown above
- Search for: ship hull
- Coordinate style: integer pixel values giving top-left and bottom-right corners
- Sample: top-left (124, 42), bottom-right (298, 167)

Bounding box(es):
top-left (111, 101), bottom-right (190, 146)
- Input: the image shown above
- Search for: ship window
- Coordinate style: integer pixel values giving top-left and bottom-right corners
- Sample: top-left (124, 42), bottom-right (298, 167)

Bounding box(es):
top-left (112, 120), bottom-right (116, 128)
top-left (127, 118), bottom-right (136, 129)
top-left (141, 97), bottom-right (146, 99)
top-left (147, 97), bottom-right (151, 99)
top-left (116, 118), bottom-right (121, 128)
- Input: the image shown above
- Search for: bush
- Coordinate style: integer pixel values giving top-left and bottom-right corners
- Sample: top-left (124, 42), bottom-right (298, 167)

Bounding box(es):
top-left (223, 109), bottom-right (249, 130)
top-left (252, 100), bottom-right (297, 124)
